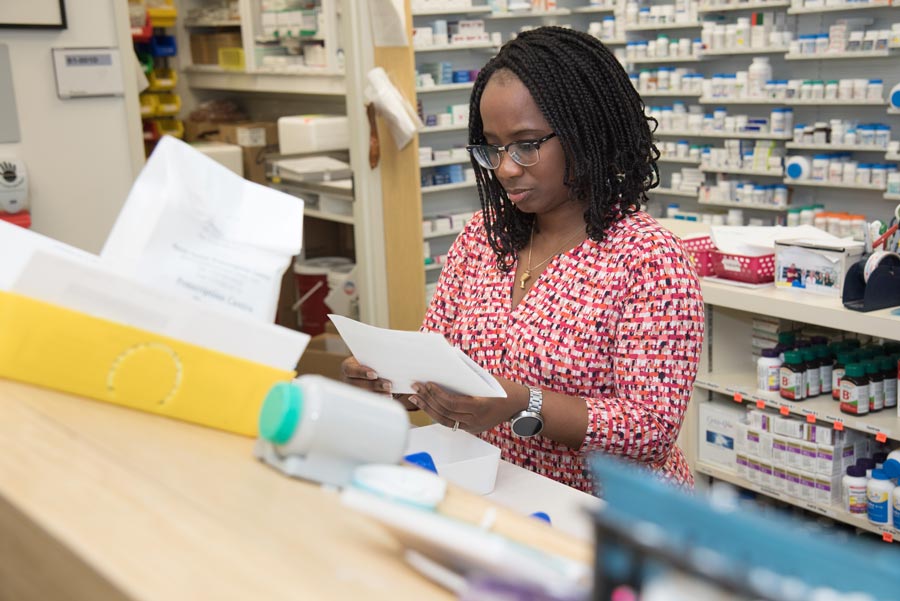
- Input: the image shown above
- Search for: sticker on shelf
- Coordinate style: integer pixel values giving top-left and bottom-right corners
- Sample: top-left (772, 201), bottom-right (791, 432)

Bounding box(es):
top-left (756, 400), bottom-right (766, 409)
top-left (883, 532), bottom-right (893, 543)
top-left (834, 421), bottom-right (844, 431)
top-left (779, 406), bottom-right (790, 416)
top-left (806, 414), bottom-right (816, 423)
top-left (733, 393), bottom-right (743, 403)
top-left (876, 432), bottom-right (888, 443)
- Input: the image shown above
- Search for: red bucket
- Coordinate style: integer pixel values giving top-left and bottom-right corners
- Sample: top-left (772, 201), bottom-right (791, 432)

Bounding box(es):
top-left (293, 257), bottom-right (352, 335)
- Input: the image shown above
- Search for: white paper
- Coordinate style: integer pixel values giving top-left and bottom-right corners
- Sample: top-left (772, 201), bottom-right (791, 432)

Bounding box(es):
top-left (102, 136), bottom-right (304, 322)
top-left (0, 219), bottom-right (97, 291)
top-left (13, 250), bottom-right (309, 371)
top-left (328, 315), bottom-right (506, 397)
top-left (368, 0), bottom-right (409, 47)
top-left (710, 225), bottom-right (846, 257)
top-left (365, 67), bottom-right (423, 150)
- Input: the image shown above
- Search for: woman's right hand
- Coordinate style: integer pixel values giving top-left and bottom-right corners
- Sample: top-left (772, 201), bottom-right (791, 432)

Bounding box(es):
top-left (340, 356), bottom-right (393, 395)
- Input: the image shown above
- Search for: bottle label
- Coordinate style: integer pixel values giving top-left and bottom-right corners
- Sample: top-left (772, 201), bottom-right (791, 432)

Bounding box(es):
top-left (821, 365), bottom-right (833, 393)
top-left (885, 378), bottom-right (897, 408)
top-left (893, 494), bottom-right (900, 524)
top-left (758, 364), bottom-right (779, 391)
top-left (832, 367), bottom-right (845, 399)
top-left (780, 367), bottom-right (802, 400)
top-left (807, 367), bottom-right (820, 397)
top-left (870, 381), bottom-right (884, 411)
top-left (840, 381), bottom-right (868, 414)
top-left (846, 483), bottom-right (867, 514)
top-left (868, 489), bottom-right (890, 523)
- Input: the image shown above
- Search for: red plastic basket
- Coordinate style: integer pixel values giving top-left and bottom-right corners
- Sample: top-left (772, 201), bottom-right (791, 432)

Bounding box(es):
top-left (681, 235), bottom-right (716, 277)
top-left (712, 251), bottom-right (775, 284)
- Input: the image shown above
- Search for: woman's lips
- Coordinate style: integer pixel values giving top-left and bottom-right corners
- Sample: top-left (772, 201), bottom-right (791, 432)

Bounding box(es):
top-left (506, 188), bottom-right (531, 203)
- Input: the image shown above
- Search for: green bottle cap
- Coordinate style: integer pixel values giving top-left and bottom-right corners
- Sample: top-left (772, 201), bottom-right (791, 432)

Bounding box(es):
top-left (784, 350), bottom-right (803, 364)
top-left (846, 363), bottom-right (866, 378)
top-left (258, 382), bottom-right (304, 445)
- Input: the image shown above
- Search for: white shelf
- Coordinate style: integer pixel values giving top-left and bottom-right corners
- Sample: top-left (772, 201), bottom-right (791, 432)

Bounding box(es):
top-left (624, 22), bottom-right (702, 32)
top-left (695, 371), bottom-right (900, 441)
top-left (304, 208), bottom-right (355, 225)
top-left (424, 228), bottom-right (464, 240)
top-left (421, 123), bottom-right (468, 134)
top-left (785, 179), bottom-right (886, 191)
top-left (659, 156), bottom-right (702, 165)
top-left (698, 1), bottom-right (791, 12)
top-left (656, 129), bottom-right (793, 140)
top-left (787, 1), bottom-right (891, 14)
top-left (699, 97), bottom-right (784, 105)
top-left (485, 8), bottom-right (572, 18)
top-left (785, 50), bottom-right (894, 61)
top-left (421, 181), bottom-right (475, 194)
top-left (183, 19), bottom-right (241, 27)
top-left (425, 263), bottom-right (444, 271)
top-left (638, 90), bottom-right (702, 97)
top-left (421, 157), bottom-right (469, 168)
top-left (600, 37), bottom-right (628, 45)
top-left (183, 66), bottom-right (345, 95)
top-left (412, 6), bottom-right (492, 16)
top-left (789, 98), bottom-right (886, 106)
top-left (695, 461), bottom-right (900, 540)
top-left (701, 166), bottom-right (784, 177)
top-left (416, 82), bottom-right (474, 94)
top-left (786, 143), bottom-right (889, 152)
top-left (703, 46), bottom-right (789, 56)
top-left (650, 187), bottom-right (699, 197)
top-left (571, 5), bottom-right (617, 13)
top-left (627, 56), bottom-right (701, 65)
top-left (415, 42), bottom-right (498, 53)
top-left (700, 278), bottom-right (900, 340)
top-left (698, 199), bottom-right (789, 211)
top-left (885, 193), bottom-right (900, 201)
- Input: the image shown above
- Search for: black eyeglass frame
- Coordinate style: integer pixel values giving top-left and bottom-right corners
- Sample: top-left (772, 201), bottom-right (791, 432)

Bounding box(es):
top-left (465, 132), bottom-right (558, 170)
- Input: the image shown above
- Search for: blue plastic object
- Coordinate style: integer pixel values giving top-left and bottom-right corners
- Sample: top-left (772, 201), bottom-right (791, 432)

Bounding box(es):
top-left (530, 511), bottom-right (552, 525)
top-left (404, 451), bottom-right (438, 474)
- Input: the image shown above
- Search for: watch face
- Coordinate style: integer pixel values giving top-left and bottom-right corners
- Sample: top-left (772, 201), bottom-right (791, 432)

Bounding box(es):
top-left (512, 414), bottom-right (543, 437)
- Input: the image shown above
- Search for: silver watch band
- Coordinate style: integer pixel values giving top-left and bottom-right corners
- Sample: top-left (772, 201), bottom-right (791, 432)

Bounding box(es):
top-left (527, 386), bottom-right (543, 414)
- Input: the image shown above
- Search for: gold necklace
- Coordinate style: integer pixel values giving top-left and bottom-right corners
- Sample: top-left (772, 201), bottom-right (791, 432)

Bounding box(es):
top-left (519, 224), bottom-right (586, 290)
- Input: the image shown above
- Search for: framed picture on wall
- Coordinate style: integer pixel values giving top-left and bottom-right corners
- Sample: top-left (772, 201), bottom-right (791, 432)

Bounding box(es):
top-left (0, 0), bottom-right (67, 30)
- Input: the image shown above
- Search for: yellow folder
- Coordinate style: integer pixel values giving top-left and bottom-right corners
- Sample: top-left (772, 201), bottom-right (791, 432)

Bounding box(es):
top-left (0, 291), bottom-right (294, 437)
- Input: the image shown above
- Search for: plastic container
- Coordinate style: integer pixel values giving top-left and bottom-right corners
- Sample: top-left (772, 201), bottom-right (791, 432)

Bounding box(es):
top-left (681, 235), bottom-right (716, 277)
top-left (711, 252), bottom-right (775, 284)
top-left (405, 424), bottom-right (501, 495)
top-left (803, 348), bottom-right (820, 397)
top-left (748, 57), bottom-right (772, 97)
top-left (839, 363), bottom-right (869, 416)
top-left (757, 348), bottom-right (782, 392)
top-left (867, 469), bottom-right (894, 526)
top-left (780, 350), bottom-right (806, 401)
top-left (883, 356), bottom-right (898, 409)
top-left (294, 257), bottom-right (353, 335)
top-left (832, 351), bottom-right (852, 400)
top-left (867, 360), bottom-right (884, 413)
top-left (843, 465), bottom-right (868, 515)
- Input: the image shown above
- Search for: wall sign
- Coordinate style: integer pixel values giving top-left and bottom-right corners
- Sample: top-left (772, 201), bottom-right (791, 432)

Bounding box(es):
top-left (51, 48), bottom-right (124, 100)
top-left (0, 0), bottom-right (66, 30)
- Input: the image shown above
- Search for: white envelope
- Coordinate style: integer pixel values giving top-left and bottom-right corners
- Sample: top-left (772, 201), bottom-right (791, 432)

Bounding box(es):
top-left (329, 314), bottom-right (506, 397)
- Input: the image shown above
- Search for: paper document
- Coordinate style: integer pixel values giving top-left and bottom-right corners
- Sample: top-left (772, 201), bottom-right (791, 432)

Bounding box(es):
top-left (102, 136), bottom-right (304, 322)
top-left (329, 315), bottom-right (506, 398)
top-left (0, 219), bottom-right (97, 291)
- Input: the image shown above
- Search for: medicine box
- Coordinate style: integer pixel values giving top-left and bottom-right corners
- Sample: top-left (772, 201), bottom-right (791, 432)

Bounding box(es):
top-left (698, 402), bottom-right (744, 472)
top-left (774, 238), bottom-right (865, 298)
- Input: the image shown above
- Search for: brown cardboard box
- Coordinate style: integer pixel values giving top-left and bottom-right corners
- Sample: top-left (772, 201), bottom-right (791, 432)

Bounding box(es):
top-left (296, 334), bottom-right (350, 381)
top-left (184, 120), bottom-right (222, 142)
top-left (218, 122), bottom-right (279, 148)
top-left (240, 146), bottom-right (269, 184)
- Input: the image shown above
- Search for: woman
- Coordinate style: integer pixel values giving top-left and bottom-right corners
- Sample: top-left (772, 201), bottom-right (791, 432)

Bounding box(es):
top-left (343, 27), bottom-right (704, 493)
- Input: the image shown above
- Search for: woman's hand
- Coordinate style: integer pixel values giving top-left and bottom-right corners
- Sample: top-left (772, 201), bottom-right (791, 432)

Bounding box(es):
top-left (408, 378), bottom-right (527, 434)
top-left (340, 356), bottom-right (393, 395)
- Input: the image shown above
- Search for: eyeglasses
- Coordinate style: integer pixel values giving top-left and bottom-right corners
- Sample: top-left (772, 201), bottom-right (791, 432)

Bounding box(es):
top-left (466, 132), bottom-right (557, 170)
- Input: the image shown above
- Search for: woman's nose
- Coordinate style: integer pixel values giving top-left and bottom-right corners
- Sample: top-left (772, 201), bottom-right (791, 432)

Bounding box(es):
top-left (495, 152), bottom-right (525, 180)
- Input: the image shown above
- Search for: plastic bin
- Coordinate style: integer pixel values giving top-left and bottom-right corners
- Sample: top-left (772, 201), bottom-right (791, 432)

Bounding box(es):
top-left (139, 94), bottom-right (160, 118)
top-left (156, 93), bottom-right (181, 117)
top-left (218, 47), bottom-right (246, 71)
top-left (712, 251), bottom-right (776, 284)
top-left (148, 68), bottom-right (177, 91)
top-left (405, 424), bottom-right (501, 495)
top-left (156, 119), bottom-right (185, 140)
top-left (681, 235), bottom-right (716, 277)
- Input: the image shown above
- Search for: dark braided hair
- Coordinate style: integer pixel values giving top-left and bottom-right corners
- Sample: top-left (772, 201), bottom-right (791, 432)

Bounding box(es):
top-left (469, 26), bottom-right (660, 271)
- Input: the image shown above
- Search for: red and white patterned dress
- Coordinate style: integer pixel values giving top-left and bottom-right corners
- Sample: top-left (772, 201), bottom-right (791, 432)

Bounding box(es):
top-left (422, 211), bottom-right (704, 494)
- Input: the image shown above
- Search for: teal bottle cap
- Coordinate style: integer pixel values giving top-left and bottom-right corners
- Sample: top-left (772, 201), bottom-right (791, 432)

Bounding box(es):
top-left (259, 382), bottom-right (303, 445)
top-left (846, 363), bottom-right (865, 378)
top-left (784, 350), bottom-right (802, 364)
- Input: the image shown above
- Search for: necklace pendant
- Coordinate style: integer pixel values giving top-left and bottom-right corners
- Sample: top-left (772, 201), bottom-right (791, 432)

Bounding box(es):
top-left (519, 271), bottom-right (531, 290)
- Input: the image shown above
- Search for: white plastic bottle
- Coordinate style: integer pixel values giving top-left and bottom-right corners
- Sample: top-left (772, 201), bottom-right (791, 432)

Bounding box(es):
top-left (747, 57), bottom-right (772, 98)
top-left (867, 469), bottom-right (894, 526)
top-left (757, 348), bottom-right (782, 392)
top-left (893, 486), bottom-right (900, 527)
top-left (843, 465), bottom-right (868, 515)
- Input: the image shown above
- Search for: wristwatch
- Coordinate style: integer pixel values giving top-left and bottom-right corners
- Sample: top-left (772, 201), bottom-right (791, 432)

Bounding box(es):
top-left (510, 386), bottom-right (544, 438)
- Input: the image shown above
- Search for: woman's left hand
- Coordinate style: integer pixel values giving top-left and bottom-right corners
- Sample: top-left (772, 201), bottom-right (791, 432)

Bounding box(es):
top-left (409, 378), bottom-right (526, 434)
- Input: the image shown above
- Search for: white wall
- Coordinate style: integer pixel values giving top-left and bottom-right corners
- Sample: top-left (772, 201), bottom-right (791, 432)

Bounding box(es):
top-left (0, 0), bottom-right (143, 253)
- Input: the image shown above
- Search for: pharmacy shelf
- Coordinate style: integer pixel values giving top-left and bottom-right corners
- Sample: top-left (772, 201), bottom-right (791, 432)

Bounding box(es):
top-left (787, 1), bottom-right (891, 14)
top-left (694, 371), bottom-right (900, 440)
top-left (416, 82), bottom-right (474, 94)
top-left (650, 187), bottom-right (699, 197)
top-left (659, 156), bottom-right (702, 165)
top-left (421, 123), bottom-right (468, 134)
top-left (789, 99), bottom-right (887, 106)
top-left (425, 263), bottom-right (444, 272)
top-left (698, 199), bottom-right (789, 211)
top-left (786, 143), bottom-right (889, 153)
top-left (183, 19), bottom-right (241, 27)
top-left (182, 66), bottom-right (345, 95)
top-left (627, 56), bottom-right (702, 65)
top-left (701, 166), bottom-right (784, 177)
top-left (624, 22), bottom-right (702, 32)
top-left (304, 208), bottom-right (355, 225)
top-left (414, 42), bottom-right (498, 53)
top-left (656, 129), bottom-right (793, 140)
top-left (702, 46), bottom-right (789, 56)
top-left (700, 278), bottom-right (900, 340)
top-left (421, 181), bottom-right (475, 194)
top-left (698, 0), bottom-right (791, 12)
top-left (600, 37), bottom-right (628, 45)
top-left (424, 228), bottom-right (464, 240)
top-left (785, 50), bottom-right (894, 61)
top-left (412, 6), bottom-right (492, 16)
top-left (485, 9), bottom-right (572, 18)
top-left (698, 97), bottom-right (784, 105)
top-left (638, 90), bottom-right (703, 97)
top-left (421, 157), bottom-right (469, 168)
top-left (784, 179), bottom-right (886, 191)
top-left (885, 193), bottom-right (900, 201)
top-left (571, 5), bottom-right (617, 13)
top-left (695, 461), bottom-right (900, 540)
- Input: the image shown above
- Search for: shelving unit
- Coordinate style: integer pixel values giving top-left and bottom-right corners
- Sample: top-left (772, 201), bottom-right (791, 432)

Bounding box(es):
top-left (786, 143), bottom-right (889, 152)
top-left (698, 97), bottom-right (783, 105)
top-left (702, 46), bottom-right (789, 56)
top-left (789, 98), bottom-right (887, 106)
top-left (421, 123), bottom-right (468, 134)
top-left (182, 65), bottom-right (345, 94)
top-left (411, 6), bottom-right (492, 16)
top-left (701, 166), bottom-right (784, 177)
top-left (423, 228), bottom-right (464, 240)
top-left (697, 0), bottom-right (791, 12)
top-left (650, 187), bottom-right (700, 197)
top-left (787, 1), bottom-right (891, 14)
top-left (624, 22), bottom-right (702, 32)
top-left (698, 199), bottom-right (789, 211)
top-left (628, 56), bottom-right (702, 65)
top-left (485, 9), bottom-right (573, 19)
top-left (659, 156), bottom-right (702, 165)
top-left (421, 157), bottom-right (470, 168)
top-left (304, 208), bottom-right (355, 225)
top-left (571, 5), bottom-right (617, 13)
top-left (785, 50), bottom-right (894, 61)
top-left (414, 42), bottom-right (498, 53)
top-left (656, 129), bottom-right (793, 140)
top-left (785, 179), bottom-right (886, 191)
top-left (424, 263), bottom-right (444, 272)
top-left (415, 82), bottom-right (474, 94)
top-left (421, 181), bottom-right (475, 194)
top-left (639, 90), bottom-right (703, 97)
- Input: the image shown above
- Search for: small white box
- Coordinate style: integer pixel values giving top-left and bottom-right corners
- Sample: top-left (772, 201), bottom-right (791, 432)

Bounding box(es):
top-left (785, 439), bottom-right (804, 468)
top-left (772, 464), bottom-right (788, 492)
top-left (758, 460), bottom-right (774, 489)
top-left (773, 416), bottom-right (805, 439)
top-left (451, 103), bottom-right (469, 126)
top-left (698, 403), bottom-right (743, 471)
top-left (759, 431), bottom-right (774, 460)
top-left (745, 428), bottom-right (762, 457)
top-left (816, 443), bottom-right (843, 477)
top-left (798, 470), bottom-right (818, 502)
top-left (746, 457), bottom-right (760, 483)
top-left (736, 453), bottom-right (749, 478)
top-left (775, 238), bottom-right (865, 298)
top-left (278, 115), bottom-right (349, 154)
top-left (189, 142), bottom-right (243, 177)
top-left (785, 469), bottom-right (801, 498)
top-left (432, 217), bottom-right (453, 233)
top-left (815, 474), bottom-right (841, 506)
top-left (419, 146), bottom-right (434, 162)
top-left (798, 441), bottom-right (818, 472)
top-left (734, 423), bottom-right (748, 454)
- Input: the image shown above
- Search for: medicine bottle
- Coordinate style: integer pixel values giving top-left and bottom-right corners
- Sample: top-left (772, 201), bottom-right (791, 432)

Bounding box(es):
top-left (885, 355), bottom-right (899, 409)
top-left (839, 363), bottom-right (869, 416)
top-left (831, 351), bottom-right (851, 400)
top-left (775, 331), bottom-right (796, 361)
top-left (803, 348), bottom-right (820, 397)
top-left (818, 345), bottom-right (833, 396)
top-left (867, 469), bottom-right (894, 526)
top-left (843, 465), bottom-right (868, 515)
top-left (867, 360), bottom-right (884, 412)
top-left (757, 348), bottom-right (782, 392)
top-left (780, 350), bottom-right (805, 401)
top-left (858, 457), bottom-right (877, 479)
